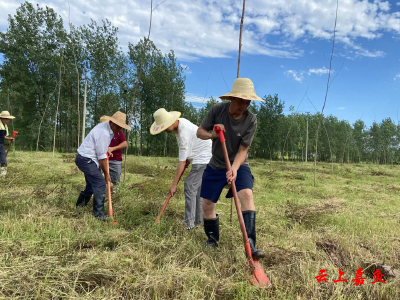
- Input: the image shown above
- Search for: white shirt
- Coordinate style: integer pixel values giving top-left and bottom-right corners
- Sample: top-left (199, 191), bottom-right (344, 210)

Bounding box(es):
top-left (0, 121), bottom-right (8, 136)
top-left (77, 122), bottom-right (114, 168)
top-left (174, 118), bottom-right (212, 164)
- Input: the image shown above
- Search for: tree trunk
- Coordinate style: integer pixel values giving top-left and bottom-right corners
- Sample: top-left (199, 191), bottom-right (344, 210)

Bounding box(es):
top-left (53, 50), bottom-right (64, 158)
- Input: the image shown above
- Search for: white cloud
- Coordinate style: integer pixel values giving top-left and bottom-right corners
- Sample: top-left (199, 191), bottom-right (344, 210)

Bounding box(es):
top-left (336, 106), bottom-right (346, 110)
top-left (397, 2), bottom-right (400, 6)
top-left (394, 74), bottom-right (400, 81)
top-left (286, 66), bottom-right (335, 82)
top-left (308, 67), bottom-right (333, 76)
top-left (180, 64), bottom-right (192, 75)
top-left (185, 92), bottom-right (217, 103)
top-left (0, 0), bottom-right (399, 60)
top-left (286, 70), bottom-right (304, 83)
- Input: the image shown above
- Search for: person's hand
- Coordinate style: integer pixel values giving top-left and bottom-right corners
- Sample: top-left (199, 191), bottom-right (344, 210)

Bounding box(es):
top-left (226, 168), bottom-right (237, 185)
top-left (9, 137), bottom-right (14, 141)
top-left (169, 184), bottom-right (177, 197)
top-left (107, 147), bottom-right (114, 158)
top-left (211, 124), bottom-right (225, 139)
top-left (105, 174), bottom-right (111, 182)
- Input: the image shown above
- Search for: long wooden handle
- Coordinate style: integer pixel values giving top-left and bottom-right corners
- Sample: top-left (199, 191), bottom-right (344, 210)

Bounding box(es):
top-left (6, 141), bottom-right (13, 156)
top-left (6, 132), bottom-right (18, 156)
top-left (215, 126), bottom-right (254, 263)
top-left (154, 159), bottom-right (190, 225)
top-left (106, 153), bottom-right (113, 219)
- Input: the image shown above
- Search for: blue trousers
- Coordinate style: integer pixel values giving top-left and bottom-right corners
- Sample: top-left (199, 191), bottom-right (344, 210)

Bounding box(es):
top-left (75, 154), bottom-right (106, 195)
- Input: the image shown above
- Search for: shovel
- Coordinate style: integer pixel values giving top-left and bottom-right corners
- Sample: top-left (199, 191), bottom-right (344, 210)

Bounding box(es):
top-left (154, 159), bottom-right (190, 225)
top-left (215, 126), bottom-right (271, 287)
top-left (106, 153), bottom-right (118, 225)
top-left (6, 131), bottom-right (18, 156)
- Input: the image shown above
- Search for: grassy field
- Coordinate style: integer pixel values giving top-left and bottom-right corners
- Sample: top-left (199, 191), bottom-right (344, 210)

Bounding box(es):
top-left (1, 151), bottom-right (399, 299)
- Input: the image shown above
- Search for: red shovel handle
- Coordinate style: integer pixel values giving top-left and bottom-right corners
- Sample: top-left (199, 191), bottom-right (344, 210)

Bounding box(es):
top-left (154, 159), bottom-right (190, 225)
top-left (6, 131), bottom-right (18, 156)
top-left (106, 153), bottom-right (114, 221)
top-left (214, 125), bottom-right (254, 262)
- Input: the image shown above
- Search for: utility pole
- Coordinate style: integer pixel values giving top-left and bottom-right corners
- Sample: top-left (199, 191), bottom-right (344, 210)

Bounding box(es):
top-left (81, 70), bottom-right (87, 143)
top-left (305, 113), bottom-right (309, 162)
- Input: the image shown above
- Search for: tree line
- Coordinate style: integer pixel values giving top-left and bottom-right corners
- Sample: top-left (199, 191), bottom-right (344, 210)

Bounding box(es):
top-left (1, 2), bottom-right (399, 164)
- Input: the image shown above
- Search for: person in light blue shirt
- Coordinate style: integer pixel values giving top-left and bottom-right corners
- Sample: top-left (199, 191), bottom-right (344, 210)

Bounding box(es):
top-left (75, 111), bottom-right (131, 221)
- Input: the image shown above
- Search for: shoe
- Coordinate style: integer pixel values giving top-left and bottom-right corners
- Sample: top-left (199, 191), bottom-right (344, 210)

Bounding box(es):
top-left (76, 193), bottom-right (92, 207)
top-left (183, 220), bottom-right (195, 231)
top-left (242, 211), bottom-right (265, 260)
top-left (111, 184), bottom-right (118, 195)
top-left (93, 192), bottom-right (108, 221)
top-left (184, 224), bottom-right (195, 231)
top-left (0, 165), bottom-right (7, 179)
top-left (204, 214), bottom-right (219, 247)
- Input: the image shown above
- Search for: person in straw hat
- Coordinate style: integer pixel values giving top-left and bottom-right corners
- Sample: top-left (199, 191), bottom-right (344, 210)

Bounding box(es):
top-left (196, 78), bottom-right (266, 259)
top-left (75, 111), bottom-right (131, 221)
top-left (0, 111), bottom-right (16, 178)
top-left (99, 115), bottom-right (127, 194)
top-left (150, 108), bottom-right (212, 230)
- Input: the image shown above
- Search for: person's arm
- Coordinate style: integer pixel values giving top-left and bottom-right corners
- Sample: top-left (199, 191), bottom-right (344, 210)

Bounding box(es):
top-left (226, 117), bottom-right (257, 184)
top-left (96, 134), bottom-right (112, 182)
top-left (5, 137), bottom-right (14, 141)
top-left (197, 104), bottom-right (223, 140)
top-left (197, 124), bottom-right (225, 140)
top-left (227, 145), bottom-right (249, 184)
top-left (98, 158), bottom-right (111, 182)
top-left (108, 141), bottom-right (128, 155)
top-left (169, 160), bottom-right (188, 197)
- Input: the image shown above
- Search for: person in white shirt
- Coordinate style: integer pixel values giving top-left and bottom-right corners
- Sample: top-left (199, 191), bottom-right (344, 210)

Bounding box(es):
top-left (150, 108), bottom-right (212, 230)
top-left (0, 111), bottom-right (16, 179)
top-left (75, 111), bottom-right (131, 221)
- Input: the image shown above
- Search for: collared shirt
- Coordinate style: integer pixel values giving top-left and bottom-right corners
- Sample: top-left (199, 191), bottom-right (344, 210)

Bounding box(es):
top-left (0, 121), bottom-right (9, 136)
top-left (174, 118), bottom-right (212, 164)
top-left (77, 122), bottom-right (114, 168)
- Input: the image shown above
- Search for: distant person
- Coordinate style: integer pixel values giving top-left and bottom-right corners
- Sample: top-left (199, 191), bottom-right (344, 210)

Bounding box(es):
top-left (150, 108), bottom-right (212, 230)
top-left (196, 78), bottom-right (266, 259)
top-left (100, 116), bottom-right (127, 194)
top-left (0, 111), bottom-right (16, 179)
top-left (75, 111), bottom-right (131, 221)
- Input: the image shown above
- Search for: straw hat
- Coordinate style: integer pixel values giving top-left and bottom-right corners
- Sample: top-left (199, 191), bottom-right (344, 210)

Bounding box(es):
top-left (150, 108), bottom-right (181, 135)
top-left (219, 78), bottom-right (264, 102)
top-left (0, 111), bottom-right (15, 119)
top-left (101, 111), bottom-right (131, 130)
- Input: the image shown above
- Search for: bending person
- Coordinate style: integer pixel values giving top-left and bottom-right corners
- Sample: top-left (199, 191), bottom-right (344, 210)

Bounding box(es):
top-left (100, 116), bottom-right (127, 195)
top-left (150, 108), bottom-right (212, 230)
top-left (0, 111), bottom-right (16, 179)
top-left (75, 111), bottom-right (131, 220)
top-left (196, 78), bottom-right (265, 259)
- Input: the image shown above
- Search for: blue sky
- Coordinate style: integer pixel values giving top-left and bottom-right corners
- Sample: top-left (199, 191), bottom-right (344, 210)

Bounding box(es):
top-left (184, 34), bottom-right (400, 126)
top-left (1, 0), bottom-right (399, 127)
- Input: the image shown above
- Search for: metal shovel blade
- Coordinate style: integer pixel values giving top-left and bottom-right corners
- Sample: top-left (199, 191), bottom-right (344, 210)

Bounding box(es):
top-left (250, 259), bottom-right (272, 287)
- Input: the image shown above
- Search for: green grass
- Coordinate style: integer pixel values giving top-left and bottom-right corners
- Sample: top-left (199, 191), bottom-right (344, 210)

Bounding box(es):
top-left (1, 152), bottom-right (399, 299)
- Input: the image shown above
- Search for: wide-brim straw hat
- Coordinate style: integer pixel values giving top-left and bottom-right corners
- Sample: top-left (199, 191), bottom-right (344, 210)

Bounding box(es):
top-left (150, 108), bottom-right (181, 135)
top-left (219, 78), bottom-right (264, 102)
top-left (0, 111), bottom-right (15, 119)
top-left (102, 111), bottom-right (131, 130)
top-left (99, 115), bottom-right (108, 123)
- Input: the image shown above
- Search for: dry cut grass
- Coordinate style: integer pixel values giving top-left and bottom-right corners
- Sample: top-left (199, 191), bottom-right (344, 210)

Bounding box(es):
top-left (0, 152), bottom-right (399, 299)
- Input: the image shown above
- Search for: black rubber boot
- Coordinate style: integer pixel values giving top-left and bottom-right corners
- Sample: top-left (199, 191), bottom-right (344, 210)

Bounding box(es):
top-left (242, 211), bottom-right (265, 260)
top-left (93, 192), bottom-right (109, 221)
top-left (76, 193), bottom-right (92, 207)
top-left (204, 214), bottom-right (219, 247)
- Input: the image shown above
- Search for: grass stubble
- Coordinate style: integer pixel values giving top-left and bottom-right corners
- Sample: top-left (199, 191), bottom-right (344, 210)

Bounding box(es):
top-left (0, 152), bottom-right (399, 299)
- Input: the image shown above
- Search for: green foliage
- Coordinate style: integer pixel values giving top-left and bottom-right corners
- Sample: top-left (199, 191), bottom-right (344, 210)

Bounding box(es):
top-left (1, 2), bottom-right (400, 164)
